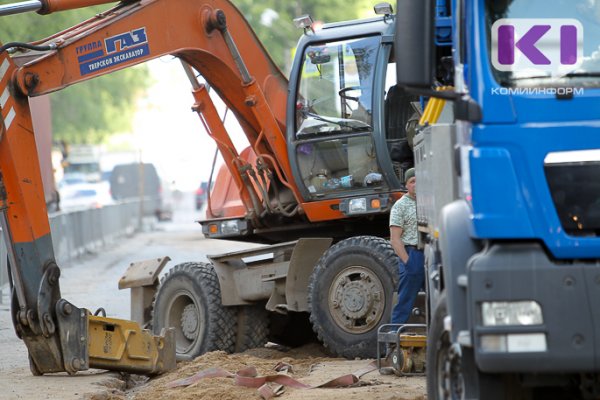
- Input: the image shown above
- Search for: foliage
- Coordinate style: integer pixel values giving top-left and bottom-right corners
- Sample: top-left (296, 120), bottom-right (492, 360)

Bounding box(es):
top-left (50, 67), bottom-right (149, 144)
top-left (233, 0), bottom-right (377, 72)
top-left (0, 3), bottom-right (150, 144)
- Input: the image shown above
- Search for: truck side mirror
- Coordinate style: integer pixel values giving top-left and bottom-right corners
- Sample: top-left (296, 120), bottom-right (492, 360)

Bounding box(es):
top-left (394, 0), bottom-right (435, 88)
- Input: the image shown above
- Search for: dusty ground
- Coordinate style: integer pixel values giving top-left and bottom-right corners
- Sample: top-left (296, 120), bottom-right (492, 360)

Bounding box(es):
top-left (0, 367), bottom-right (125, 400)
top-left (84, 344), bottom-right (426, 400)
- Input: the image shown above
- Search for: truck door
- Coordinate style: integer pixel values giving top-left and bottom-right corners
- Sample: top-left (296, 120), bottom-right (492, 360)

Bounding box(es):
top-left (291, 35), bottom-right (391, 199)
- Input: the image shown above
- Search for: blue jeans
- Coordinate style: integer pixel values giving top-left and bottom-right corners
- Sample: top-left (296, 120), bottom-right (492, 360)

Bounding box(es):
top-left (391, 248), bottom-right (425, 324)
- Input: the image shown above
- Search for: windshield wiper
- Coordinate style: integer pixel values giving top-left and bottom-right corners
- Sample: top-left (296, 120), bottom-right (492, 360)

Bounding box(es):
top-left (562, 72), bottom-right (600, 78)
top-left (508, 74), bottom-right (552, 81)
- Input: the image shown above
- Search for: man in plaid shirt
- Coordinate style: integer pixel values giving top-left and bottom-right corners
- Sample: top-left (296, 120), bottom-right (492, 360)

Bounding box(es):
top-left (389, 168), bottom-right (424, 324)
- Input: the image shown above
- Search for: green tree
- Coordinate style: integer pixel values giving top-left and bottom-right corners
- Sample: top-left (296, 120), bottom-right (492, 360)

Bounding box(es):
top-left (0, 3), bottom-right (150, 144)
top-left (234, 0), bottom-right (376, 72)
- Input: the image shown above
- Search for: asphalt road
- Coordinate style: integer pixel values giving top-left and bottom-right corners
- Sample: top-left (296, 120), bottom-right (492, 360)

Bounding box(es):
top-left (0, 194), bottom-right (261, 399)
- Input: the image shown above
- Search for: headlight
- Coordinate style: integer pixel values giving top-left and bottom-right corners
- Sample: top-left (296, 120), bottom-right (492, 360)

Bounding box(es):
top-left (348, 198), bottom-right (367, 213)
top-left (481, 301), bottom-right (543, 326)
top-left (221, 220), bottom-right (241, 235)
top-left (339, 195), bottom-right (388, 216)
top-left (202, 219), bottom-right (247, 237)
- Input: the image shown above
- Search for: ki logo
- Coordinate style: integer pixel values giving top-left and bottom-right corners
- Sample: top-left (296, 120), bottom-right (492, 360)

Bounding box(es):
top-left (491, 19), bottom-right (583, 75)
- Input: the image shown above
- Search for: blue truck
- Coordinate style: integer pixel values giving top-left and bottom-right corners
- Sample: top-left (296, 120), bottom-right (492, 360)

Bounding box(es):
top-left (395, 0), bottom-right (600, 397)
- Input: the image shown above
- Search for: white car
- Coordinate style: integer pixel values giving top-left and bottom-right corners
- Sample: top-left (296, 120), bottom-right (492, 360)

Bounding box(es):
top-left (60, 182), bottom-right (113, 212)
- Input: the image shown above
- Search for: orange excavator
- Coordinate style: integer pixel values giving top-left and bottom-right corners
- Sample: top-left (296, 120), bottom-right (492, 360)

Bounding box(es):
top-left (0, 0), bottom-right (419, 374)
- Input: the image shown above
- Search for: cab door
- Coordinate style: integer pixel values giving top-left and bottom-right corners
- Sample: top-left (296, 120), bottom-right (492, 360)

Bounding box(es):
top-left (290, 35), bottom-right (390, 200)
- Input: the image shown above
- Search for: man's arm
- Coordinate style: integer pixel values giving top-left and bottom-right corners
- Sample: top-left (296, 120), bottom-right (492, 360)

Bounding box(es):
top-left (390, 225), bottom-right (409, 263)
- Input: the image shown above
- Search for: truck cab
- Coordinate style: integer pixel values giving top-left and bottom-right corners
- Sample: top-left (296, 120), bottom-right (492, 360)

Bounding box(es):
top-left (396, 0), bottom-right (600, 397)
top-left (63, 144), bottom-right (102, 183)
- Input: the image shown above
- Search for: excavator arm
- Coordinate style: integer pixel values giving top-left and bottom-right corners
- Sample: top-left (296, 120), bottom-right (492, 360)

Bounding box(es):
top-left (0, 0), bottom-right (297, 375)
top-left (12, 0), bottom-right (303, 221)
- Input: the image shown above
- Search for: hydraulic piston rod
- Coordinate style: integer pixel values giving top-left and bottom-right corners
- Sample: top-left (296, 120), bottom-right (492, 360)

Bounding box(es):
top-left (0, 0), bottom-right (40, 16)
top-left (0, 0), bottom-right (120, 16)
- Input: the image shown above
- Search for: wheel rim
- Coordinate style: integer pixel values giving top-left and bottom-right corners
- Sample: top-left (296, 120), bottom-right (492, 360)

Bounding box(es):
top-left (436, 332), bottom-right (465, 400)
top-left (164, 290), bottom-right (206, 354)
top-left (328, 266), bottom-right (386, 334)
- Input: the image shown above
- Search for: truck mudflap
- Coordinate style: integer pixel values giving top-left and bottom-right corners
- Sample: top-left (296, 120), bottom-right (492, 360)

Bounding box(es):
top-left (468, 242), bottom-right (600, 373)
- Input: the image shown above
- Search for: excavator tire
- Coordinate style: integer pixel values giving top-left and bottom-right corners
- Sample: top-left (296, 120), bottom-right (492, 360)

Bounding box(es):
top-left (308, 236), bottom-right (399, 359)
top-left (235, 304), bottom-right (269, 352)
top-left (152, 262), bottom-right (236, 360)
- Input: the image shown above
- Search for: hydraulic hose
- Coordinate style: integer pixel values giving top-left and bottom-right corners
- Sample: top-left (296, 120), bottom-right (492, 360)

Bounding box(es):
top-left (0, 42), bottom-right (56, 54)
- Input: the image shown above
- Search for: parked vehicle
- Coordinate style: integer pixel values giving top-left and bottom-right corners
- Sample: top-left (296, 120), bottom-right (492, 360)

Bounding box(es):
top-left (58, 172), bottom-right (88, 189)
top-left (195, 181), bottom-right (208, 210)
top-left (110, 163), bottom-right (172, 221)
top-left (63, 144), bottom-right (102, 182)
top-left (59, 181), bottom-right (113, 212)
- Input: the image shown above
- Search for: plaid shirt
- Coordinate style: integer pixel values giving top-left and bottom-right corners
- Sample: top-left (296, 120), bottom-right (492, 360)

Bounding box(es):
top-left (389, 195), bottom-right (417, 246)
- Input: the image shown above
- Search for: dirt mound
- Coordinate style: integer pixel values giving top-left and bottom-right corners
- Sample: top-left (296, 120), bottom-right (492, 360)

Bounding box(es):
top-left (126, 344), bottom-right (426, 400)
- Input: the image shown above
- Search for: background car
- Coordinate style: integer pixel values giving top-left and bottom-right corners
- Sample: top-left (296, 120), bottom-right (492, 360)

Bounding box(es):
top-left (59, 181), bottom-right (113, 212)
top-left (110, 163), bottom-right (172, 221)
top-left (58, 172), bottom-right (88, 189)
top-left (195, 181), bottom-right (209, 210)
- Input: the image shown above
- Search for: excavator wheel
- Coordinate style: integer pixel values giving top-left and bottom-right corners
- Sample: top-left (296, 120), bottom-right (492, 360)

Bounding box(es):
top-left (308, 236), bottom-right (399, 359)
top-left (235, 304), bottom-right (269, 352)
top-left (152, 262), bottom-right (236, 360)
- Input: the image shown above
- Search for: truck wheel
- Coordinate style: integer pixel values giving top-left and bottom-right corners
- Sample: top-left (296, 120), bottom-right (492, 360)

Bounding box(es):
top-left (235, 304), bottom-right (269, 352)
top-left (308, 236), bottom-right (399, 358)
top-left (427, 293), bottom-right (523, 399)
top-left (427, 292), bottom-right (466, 400)
top-left (152, 262), bottom-right (236, 360)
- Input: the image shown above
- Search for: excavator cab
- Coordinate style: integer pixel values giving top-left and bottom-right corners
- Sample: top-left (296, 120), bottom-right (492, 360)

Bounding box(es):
top-left (288, 16), bottom-right (414, 204)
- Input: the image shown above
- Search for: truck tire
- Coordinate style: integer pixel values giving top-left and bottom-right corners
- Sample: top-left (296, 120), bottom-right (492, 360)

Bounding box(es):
top-left (308, 236), bottom-right (399, 358)
top-left (235, 304), bottom-right (269, 352)
top-left (152, 262), bottom-right (236, 360)
top-left (427, 292), bottom-right (466, 400)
